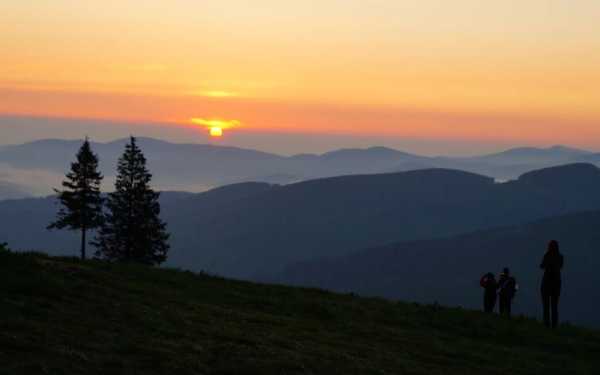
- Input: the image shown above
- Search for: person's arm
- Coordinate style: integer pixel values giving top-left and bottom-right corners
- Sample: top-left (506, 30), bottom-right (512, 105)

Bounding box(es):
top-left (540, 254), bottom-right (546, 269)
top-left (559, 255), bottom-right (564, 270)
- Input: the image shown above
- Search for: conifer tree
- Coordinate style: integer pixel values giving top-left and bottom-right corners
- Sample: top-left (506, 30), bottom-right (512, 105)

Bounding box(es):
top-left (95, 137), bottom-right (169, 265)
top-left (48, 139), bottom-right (104, 260)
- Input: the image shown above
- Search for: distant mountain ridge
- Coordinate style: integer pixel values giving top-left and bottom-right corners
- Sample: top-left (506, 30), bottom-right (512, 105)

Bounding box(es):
top-left (2, 163), bottom-right (600, 281)
top-left (471, 145), bottom-right (592, 165)
top-left (0, 137), bottom-right (597, 197)
top-left (576, 152), bottom-right (600, 164)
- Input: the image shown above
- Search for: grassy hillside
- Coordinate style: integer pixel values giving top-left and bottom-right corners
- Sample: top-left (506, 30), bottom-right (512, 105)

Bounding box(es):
top-left (279, 209), bottom-right (600, 327)
top-left (1, 251), bottom-right (599, 375)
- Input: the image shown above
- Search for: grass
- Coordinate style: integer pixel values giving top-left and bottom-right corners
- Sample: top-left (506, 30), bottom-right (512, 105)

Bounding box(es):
top-left (1, 251), bottom-right (599, 374)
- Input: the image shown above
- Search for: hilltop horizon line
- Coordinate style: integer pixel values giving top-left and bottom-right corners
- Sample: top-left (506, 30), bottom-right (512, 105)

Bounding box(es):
top-left (1, 135), bottom-right (597, 159)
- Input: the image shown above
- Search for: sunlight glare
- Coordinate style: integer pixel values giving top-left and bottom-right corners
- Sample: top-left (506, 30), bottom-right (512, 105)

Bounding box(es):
top-left (210, 126), bottom-right (223, 137)
top-left (190, 118), bottom-right (240, 137)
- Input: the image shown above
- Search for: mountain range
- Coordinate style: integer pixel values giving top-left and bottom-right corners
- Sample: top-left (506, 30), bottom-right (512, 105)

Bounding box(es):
top-left (3, 139), bottom-right (600, 325)
top-left (3, 163), bottom-right (600, 280)
top-left (0, 138), bottom-right (596, 196)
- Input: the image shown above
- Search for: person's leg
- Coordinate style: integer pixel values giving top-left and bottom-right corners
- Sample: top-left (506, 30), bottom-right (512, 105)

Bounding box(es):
top-left (507, 298), bottom-right (512, 318)
top-left (484, 294), bottom-right (494, 313)
top-left (551, 292), bottom-right (560, 329)
top-left (542, 289), bottom-right (550, 328)
top-left (500, 295), bottom-right (509, 316)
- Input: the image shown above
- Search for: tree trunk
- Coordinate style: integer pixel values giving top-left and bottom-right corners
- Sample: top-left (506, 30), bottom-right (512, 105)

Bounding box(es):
top-left (80, 227), bottom-right (87, 260)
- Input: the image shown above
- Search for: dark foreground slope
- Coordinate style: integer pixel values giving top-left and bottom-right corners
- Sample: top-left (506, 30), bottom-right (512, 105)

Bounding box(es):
top-left (279, 210), bottom-right (600, 327)
top-left (1, 252), bottom-right (599, 375)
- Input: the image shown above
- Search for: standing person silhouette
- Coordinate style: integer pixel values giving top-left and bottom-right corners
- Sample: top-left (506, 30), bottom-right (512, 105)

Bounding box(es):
top-left (540, 240), bottom-right (564, 328)
top-left (498, 268), bottom-right (517, 317)
top-left (480, 272), bottom-right (498, 313)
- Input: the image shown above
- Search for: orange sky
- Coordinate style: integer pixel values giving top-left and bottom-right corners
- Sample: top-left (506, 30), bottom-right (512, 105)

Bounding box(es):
top-left (1, 0), bottom-right (600, 149)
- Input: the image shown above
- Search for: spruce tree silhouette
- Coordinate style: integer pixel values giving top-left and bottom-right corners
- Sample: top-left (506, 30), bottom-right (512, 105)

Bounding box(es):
top-left (48, 138), bottom-right (104, 260)
top-left (95, 136), bottom-right (170, 265)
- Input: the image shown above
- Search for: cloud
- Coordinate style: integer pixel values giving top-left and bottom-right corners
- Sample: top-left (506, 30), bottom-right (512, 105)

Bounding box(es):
top-left (197, 90), bottom-right (239, 98)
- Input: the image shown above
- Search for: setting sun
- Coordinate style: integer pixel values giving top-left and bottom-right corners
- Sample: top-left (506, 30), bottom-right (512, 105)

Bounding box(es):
top-left (190, 118), bottom-right (240, 138)
top-left (210, 126), bottom-right (223, 137)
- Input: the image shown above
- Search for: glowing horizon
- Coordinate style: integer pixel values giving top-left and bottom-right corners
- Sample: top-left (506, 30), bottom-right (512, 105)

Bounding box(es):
top-left (1, 1), bottom-right (600, 148)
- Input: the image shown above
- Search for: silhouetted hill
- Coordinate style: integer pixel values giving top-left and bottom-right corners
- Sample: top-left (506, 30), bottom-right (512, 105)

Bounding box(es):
top-left (164, 164), bottom-right (600, 278)
top-left (315, 146), bottom-right (424, 173)
top-left (170, 182), bottom-right (278, 220)
top-left (425, 146), bottom-right (593, 181)
top-left (278, 210), bottom-right (600, 327)
top-left (0, 138), bottom-right (281, 171)
top-left (0, 138), bottom-right (288, 192)
top-left (1, 251), bottom-right (599, 374)
top-left (3, 164), bottom-right (600, 282)
top-left (473, 145), bottom-right (591, 165)
top-left (1, 138), bottom-right (597, 195)
top-left (519, 162), bottom-right (600, 183)
top-left (576, 152), bottom-right (600, 164)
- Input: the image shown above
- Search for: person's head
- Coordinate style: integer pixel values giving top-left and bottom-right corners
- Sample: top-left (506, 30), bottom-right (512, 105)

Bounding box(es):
top-left (502, 267), bottom-right (510, 276)
top-left (486, 272), bottom-right (495, 279)
top-left (548, 240), bottom-right (560, 255)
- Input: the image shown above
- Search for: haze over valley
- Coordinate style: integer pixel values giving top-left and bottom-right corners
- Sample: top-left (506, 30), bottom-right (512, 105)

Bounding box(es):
top-left (0, 136), bottom-right (597, 200)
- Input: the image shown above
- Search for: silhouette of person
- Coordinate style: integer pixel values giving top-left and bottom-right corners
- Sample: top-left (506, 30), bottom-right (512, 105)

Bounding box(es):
top-left (498, 267), bottom-right (517, 317)
top-left (480, 272), bottom-right (498, 313)
top-left (540, 240), bottom-right (564, 328)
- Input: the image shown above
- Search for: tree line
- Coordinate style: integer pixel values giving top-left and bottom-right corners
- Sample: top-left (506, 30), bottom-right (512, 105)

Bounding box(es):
top-left (48, 137), bottom-right (170, 265)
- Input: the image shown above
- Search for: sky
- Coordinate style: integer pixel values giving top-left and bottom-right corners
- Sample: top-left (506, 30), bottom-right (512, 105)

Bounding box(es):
top-left (1, 0), bottom-right (600, 155)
